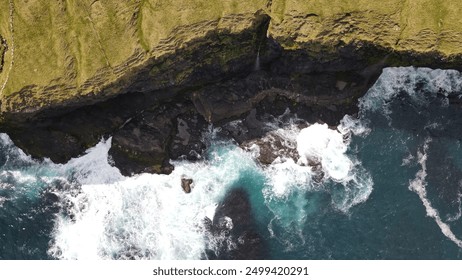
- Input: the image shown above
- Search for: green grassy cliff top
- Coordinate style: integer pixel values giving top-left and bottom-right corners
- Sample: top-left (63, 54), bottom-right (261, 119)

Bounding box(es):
top-left (1, 0), bottom-right (461, 115)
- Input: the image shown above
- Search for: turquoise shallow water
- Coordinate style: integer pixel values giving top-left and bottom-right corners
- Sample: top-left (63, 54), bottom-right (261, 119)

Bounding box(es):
top-left (1, 67), bottom-right (462, 259)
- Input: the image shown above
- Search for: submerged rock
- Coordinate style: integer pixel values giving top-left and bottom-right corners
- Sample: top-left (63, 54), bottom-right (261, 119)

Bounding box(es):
top-left (206, 188), bottom-right (265, 260)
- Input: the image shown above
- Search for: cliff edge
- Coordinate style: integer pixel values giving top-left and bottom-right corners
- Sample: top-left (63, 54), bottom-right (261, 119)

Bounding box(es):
top-left (0, 0), bottom-right (461, 117)
top-left (1, 0), bottom-right (462, 174)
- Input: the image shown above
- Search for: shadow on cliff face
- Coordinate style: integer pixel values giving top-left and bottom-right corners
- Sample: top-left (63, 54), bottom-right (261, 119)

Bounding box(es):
top-left (0, 14), bottom-right (389, 175)
top-left (204, 188), bottom-right (266, 260)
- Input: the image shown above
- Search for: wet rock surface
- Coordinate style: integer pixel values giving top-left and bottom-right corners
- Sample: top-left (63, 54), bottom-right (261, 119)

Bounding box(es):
top-left (169, 111), bottom-right (208, 162)
top-left (181, 178), bottom-right (193, 193)
top-left (109, 109), bottom-right (175, 176)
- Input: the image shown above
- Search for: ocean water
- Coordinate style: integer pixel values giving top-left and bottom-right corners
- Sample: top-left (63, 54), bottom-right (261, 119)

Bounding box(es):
top-left (1, 66), bottom-right (462, 259)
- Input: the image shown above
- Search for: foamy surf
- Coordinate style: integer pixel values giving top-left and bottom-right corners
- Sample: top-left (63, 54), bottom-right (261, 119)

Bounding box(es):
top-left (2, 66), bottom-right (462, 259)
top-left (249, 115), bottom-right (374, 250)
top-left (409, 139), bottom-right (462, 248)
top-left (48, 139), bottom-right (264, 260)
top-left (261, 116), bottom-right (373, 210)
top-left (42, 112), bottom-right (376, 259)
top-left (359, 67), bottom-right (462, 116)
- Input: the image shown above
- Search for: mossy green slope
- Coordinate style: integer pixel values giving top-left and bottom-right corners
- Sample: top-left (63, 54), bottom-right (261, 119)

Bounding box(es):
top-left (0, 0), bottom-right (268, 114)
top-left (269, 0), bottom-right (462, 56)
top-left (1, 0), bottom-right (462, 116)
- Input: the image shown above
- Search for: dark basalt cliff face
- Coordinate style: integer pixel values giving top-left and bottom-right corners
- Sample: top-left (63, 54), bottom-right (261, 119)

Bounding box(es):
top-left (1, 1), bottom-right (462, 174)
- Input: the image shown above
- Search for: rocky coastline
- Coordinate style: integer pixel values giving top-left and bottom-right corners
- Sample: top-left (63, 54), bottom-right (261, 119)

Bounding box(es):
top-left (1, 1), bottom-right (462, 261)
top-left (1, 1), bottom-right (462, 175)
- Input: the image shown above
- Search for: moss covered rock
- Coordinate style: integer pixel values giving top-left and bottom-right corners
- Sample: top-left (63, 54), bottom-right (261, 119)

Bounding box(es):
top-left (1, 0), bottom-right (462, 119)
top-left (0, 0), bottom-right (268, 117)
top-left (269, 0), bottom-right (462, 55)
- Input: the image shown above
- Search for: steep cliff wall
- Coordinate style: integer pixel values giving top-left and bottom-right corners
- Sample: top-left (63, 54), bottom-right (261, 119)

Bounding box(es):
top-left (1, 0), bottom-right (462, 174)
top-left (0, 0), bottom-right (269, 118)
top-left (1, 0), bottom-right (462, 119)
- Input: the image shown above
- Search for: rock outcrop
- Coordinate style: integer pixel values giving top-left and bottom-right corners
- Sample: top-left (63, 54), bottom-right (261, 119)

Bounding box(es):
top-left (1, 0), bottom-right (462, 173)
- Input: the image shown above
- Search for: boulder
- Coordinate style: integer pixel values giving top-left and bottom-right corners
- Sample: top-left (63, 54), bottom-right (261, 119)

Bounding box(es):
top-left (181, 178), bottom-right (193, 193)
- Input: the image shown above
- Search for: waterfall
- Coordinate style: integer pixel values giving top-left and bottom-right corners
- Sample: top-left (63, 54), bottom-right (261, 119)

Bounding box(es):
top-left (254, 50), bottom-right (260, 71)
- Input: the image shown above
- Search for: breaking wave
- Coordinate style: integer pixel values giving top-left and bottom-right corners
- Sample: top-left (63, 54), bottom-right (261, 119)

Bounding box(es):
top-left (2, 66), bottom-right (462, 259)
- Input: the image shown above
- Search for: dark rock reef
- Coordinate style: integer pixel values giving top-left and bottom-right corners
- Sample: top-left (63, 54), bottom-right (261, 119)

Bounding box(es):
top-left (205, 188), bottom-right (265, 260)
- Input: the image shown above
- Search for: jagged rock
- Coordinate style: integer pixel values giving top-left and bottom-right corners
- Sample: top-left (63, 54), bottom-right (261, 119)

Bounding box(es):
top-left (181, 178), bottom-right (193, 193)
top-left (109, 107), bottom-right (176, 176)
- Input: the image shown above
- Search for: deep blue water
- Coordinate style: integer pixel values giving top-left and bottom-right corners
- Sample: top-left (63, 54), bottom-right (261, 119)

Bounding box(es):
top-left (1, 67), bottom-right (462, 259)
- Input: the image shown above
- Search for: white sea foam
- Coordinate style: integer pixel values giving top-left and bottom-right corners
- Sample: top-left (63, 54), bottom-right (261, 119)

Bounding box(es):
top-left (359, 67), bottom-right (462, 115)
top-left (297, 123), bottom-right (351, 181)
top-left (264, 158), bottom-right (313, 198)
top-left (50, 173), bottom-right (220, 260)
top-left (41, 114), bottom-right (375, 258)
top-left (259, 116), bottom-right (373, 249)
top-left (338, 114), bottom-right (371, 137)
top-left (409, 139), bottom-right (462, 248)
top-left (402, 153), bottom-right (415, 166)
top-left (0, 133), bottom-right (36, 165)
top-left (447, 190), bottom-right (462, 222)
top-left (48, 140), bottom-right (260, 260)
top-left (56, 138), bottom-right (124, 185)
top-left (0, 134), bottom-right (66, 203)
